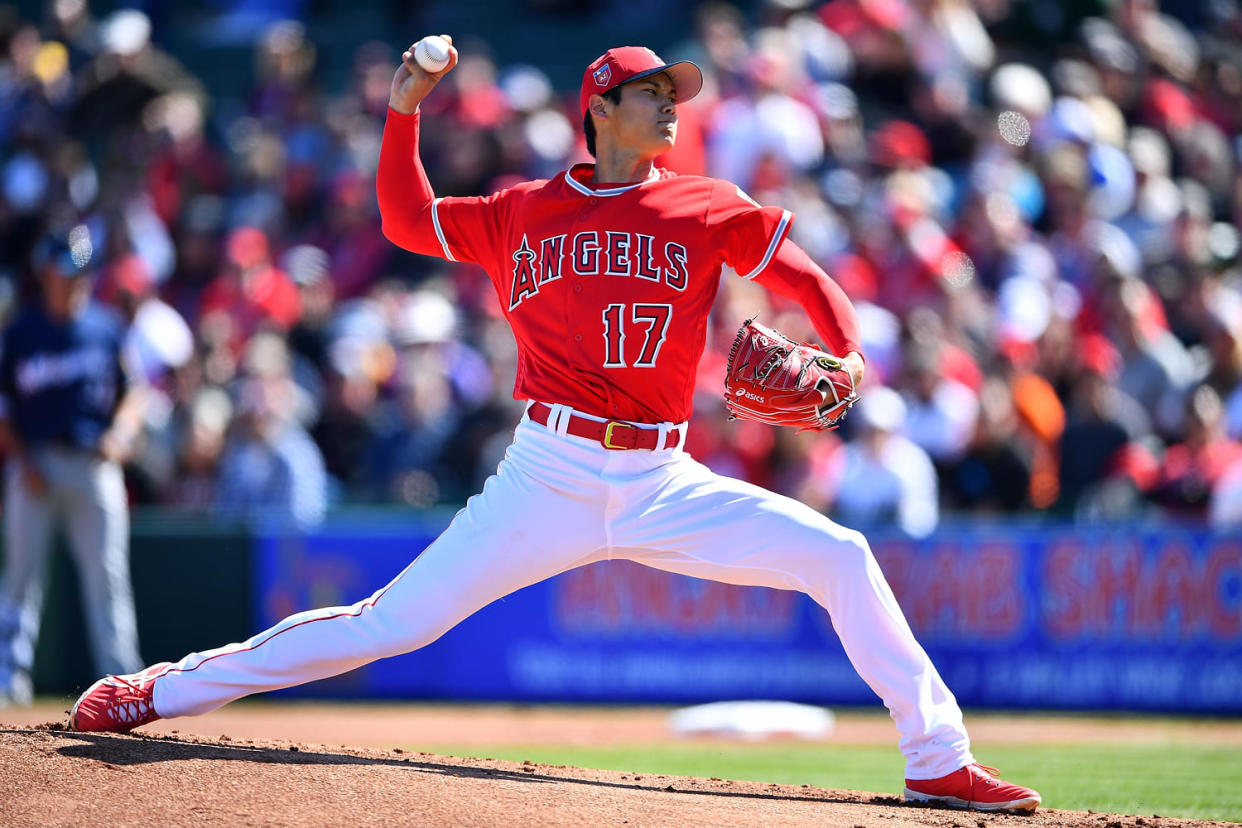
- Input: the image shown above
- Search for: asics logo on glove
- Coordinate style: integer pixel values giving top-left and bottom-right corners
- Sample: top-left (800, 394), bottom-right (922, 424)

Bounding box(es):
top-left (735, 388), bottom-right (765, 402)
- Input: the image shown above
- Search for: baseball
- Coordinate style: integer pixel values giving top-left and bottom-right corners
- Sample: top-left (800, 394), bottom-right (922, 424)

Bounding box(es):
top-left (413, 35), bottom-right (451, 73)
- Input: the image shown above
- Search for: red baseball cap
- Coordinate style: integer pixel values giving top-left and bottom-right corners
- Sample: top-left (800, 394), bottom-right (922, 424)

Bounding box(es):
top-left (580, 46), bottom-right (702, 117)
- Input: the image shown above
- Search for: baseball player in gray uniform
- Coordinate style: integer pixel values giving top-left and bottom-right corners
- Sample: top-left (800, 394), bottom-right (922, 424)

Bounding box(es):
top-left (0, 229), bottom-right (145, 706)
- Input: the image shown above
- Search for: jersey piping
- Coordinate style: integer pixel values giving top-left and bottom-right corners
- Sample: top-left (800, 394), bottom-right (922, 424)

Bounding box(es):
top-left (740, 209), bottom-right (793, 280)
top-left (430, 199), bottom-right (456, 261)
top-left (564, 166), bottom-right (661, 197)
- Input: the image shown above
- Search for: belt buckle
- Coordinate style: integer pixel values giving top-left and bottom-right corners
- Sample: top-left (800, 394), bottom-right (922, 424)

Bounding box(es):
top-left (602, 420), bottom-right (637, 450)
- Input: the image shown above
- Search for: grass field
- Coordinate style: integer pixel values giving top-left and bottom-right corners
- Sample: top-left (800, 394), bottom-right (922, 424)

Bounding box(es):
top-left (422, 740), bottom-right (1242, 822)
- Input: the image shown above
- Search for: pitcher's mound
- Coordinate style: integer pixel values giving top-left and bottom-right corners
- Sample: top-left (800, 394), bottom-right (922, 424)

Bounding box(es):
top-left (0, 727), bottom-right (1226, 827)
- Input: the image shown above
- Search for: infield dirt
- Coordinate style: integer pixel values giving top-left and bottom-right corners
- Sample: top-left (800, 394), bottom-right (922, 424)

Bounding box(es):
top-left (1, 716), bottom-right (1236, 827)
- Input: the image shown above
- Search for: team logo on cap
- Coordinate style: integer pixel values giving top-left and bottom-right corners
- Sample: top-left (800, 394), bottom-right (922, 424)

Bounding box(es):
top-left (593, 64), bottom-right (611, 87)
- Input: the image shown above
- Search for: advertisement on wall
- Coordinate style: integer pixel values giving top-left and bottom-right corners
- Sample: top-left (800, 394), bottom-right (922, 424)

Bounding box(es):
top-left (255, 519), bottom-right (1242, 712)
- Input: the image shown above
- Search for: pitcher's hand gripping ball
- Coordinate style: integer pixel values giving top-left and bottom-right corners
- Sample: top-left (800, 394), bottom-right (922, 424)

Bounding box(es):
top-left (413, 35), bottom-right (451, 72)
top-left (724, 318), bottom-right (859, 430)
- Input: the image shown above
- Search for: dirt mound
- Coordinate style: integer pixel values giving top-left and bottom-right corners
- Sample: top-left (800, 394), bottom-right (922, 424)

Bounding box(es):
top-left (0, 727), bottom-right (1228, 827)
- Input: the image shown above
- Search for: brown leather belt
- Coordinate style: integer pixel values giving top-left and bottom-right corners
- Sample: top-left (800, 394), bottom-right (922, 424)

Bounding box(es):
top-left (528, 402), bottom-right (683, 451)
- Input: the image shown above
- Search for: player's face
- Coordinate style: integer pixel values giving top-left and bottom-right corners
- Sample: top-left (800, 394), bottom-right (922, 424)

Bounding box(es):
top-left (41, 271), bottom-right (90, 319)
top-left (611, 73), bottom-right (678, 156)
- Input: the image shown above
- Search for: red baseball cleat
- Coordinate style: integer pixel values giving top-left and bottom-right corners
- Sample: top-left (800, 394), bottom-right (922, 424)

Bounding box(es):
top-left (904, 763), bottom-right (1041, 813)
top-left (70, 662), bottom-right (173, 733)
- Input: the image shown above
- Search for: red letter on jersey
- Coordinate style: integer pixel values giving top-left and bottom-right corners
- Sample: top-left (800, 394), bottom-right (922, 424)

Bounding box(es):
top-left (634, 234), bottom-right (661, 282)
top-left (664, 242), bottom-right (689, 291)
top-left (509, 235), bottom-right (539, 310)
top-left (539, 234), bottom-right (566, 284)
top-left (573, 231), bottom-right (601, 275)
top-left (605, 231), bottom-right (632, 276)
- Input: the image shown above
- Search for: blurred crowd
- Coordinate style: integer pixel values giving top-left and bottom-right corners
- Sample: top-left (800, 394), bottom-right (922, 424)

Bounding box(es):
top-left (2, 0), bottom-right (1241, 534)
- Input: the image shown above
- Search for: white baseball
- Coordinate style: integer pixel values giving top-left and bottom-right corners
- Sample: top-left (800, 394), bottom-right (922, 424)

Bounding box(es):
top-left (413, 36), bottom-right (451, 73)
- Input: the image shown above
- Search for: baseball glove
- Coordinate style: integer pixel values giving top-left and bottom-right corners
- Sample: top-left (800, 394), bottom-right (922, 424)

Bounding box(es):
top-left (723, 318), bottom-right (859, 431)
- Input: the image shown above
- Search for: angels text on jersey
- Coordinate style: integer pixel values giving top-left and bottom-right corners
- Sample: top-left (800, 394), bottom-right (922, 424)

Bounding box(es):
top-left (508, 231), bottom-right (689, 311)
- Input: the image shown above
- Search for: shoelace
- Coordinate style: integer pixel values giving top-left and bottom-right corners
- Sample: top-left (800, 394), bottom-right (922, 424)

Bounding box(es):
top-left (104, 674), bottom-right (155, 724)
top-left (109, 698), bottom-right (153, 724)
top-left (970, 764), bottom-right (1005, 790)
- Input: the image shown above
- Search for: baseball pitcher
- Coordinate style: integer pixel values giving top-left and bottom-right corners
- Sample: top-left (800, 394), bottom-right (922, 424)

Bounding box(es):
top-left (71, 38), bottom-right (1040, 814)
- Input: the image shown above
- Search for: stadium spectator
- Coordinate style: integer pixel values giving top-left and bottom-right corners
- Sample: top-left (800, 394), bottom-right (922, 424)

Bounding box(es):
top-left (165, 386), bottom-right (233, 512)
top-left (282, 243), bottom-right (335, 371)
top-left (900, 345), bottom-right (980, 468)
top-left (366, 348), bottom-right (466, 507)
top-left (70, 9), bottom-right (204, 136)
top-left (945, 377), bottom-right (1033, 513)
top-left (1056, 334), bottom-right (1155, 517)
top-left (199, 226), bottom-right (301, 350)
top-left (827, 385), bottom-right (938, 538)
top-left (1152, 384), bottom-right (1242, 518)
top-left (214, 333), bottom-right (326, 529)
top-left (709, 29), bottom-right (824, 191)
top-left (101, 253), bottom-right (193, 386)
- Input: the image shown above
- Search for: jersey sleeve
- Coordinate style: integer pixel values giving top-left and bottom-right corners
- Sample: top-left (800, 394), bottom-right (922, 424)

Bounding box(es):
top-left (429, 192), bottom-right (510, 268)
top-left (377, 109), bottom-right (510, 267)
top-left (706, 181), bottom-right (793, 280)
top-left (752, 238), bottom-right (862, 358)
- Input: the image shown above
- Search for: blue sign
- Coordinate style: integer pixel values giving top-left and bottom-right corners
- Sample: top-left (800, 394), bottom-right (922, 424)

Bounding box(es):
top-left (254, 518), bottom-right (1242, 712)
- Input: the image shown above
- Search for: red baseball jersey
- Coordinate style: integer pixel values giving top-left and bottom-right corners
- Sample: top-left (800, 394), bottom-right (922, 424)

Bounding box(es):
top-left (380, 113), bottom-right (791, 424)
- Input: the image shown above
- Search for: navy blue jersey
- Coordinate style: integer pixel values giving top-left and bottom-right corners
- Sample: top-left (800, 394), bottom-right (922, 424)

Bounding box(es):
top-left (0, 301), bottom-right (135, 451)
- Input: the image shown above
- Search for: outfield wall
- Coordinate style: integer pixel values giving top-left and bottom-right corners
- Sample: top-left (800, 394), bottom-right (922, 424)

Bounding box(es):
top-left (252, 517), bottom-right (1242, 714)
top-left (24, 512), bottom-right (1241, 712)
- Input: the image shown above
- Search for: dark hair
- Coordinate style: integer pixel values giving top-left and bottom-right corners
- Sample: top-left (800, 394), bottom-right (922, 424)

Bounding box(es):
top-left (583, 86), bottom-right (623, 157)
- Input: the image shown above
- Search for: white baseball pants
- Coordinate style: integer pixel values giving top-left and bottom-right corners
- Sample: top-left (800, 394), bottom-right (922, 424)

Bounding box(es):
top-left (0, 448), bottom-right (142, 687)
top-left (153, 411), bottom-right (973, 779)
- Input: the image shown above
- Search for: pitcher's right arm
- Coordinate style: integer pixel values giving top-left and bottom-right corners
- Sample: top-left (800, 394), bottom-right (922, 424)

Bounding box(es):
top-left (376, 36), bottom-right (458, 257)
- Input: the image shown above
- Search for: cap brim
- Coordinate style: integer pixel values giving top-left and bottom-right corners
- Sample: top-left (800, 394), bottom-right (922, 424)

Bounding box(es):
top-left (623, 60), bottom-right (703, 106)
